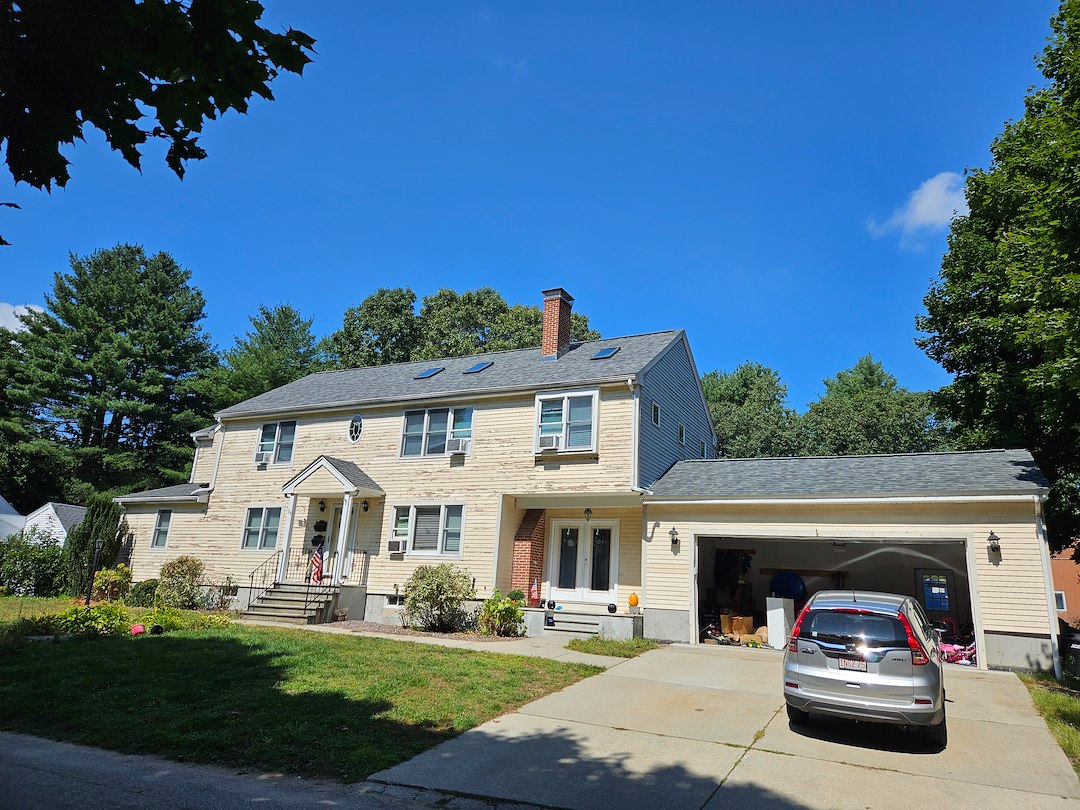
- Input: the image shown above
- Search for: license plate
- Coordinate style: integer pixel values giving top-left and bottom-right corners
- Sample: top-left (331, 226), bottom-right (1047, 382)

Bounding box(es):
top-left (838, 658), bottom-right (867, 672)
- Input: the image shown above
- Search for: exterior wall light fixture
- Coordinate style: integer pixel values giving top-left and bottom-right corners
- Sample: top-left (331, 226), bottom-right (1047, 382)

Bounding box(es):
top-left (987, 531), bottom-right (1001, 555)
top-left (669, 527), bottom-right (679, 546)
top-left (318, 500), bottom-right (326, 512)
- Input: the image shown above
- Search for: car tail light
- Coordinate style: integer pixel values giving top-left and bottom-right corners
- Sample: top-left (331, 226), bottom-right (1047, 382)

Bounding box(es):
top-left (787, 603), bottom-right (812, 652)
top-left (897, 609), bottom-right (929, 666)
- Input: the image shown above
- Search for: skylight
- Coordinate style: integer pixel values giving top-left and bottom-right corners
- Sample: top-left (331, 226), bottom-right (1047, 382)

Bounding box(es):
top-left (413, 367), bottom-right (444, 380)
top-left (464, 361), bottom-right (494, 374)
top-left (591, 347), bottom-right (620, 360)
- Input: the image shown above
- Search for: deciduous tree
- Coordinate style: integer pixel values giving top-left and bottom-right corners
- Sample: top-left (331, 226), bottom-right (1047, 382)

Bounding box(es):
top-left (917, 1), bottom-right (1080, 546)
top-left (701, 362), bottom-right (799, 458)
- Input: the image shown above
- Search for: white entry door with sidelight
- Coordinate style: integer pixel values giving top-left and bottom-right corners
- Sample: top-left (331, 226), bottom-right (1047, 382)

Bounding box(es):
top-left (548, 520), bottom-right (619, 603)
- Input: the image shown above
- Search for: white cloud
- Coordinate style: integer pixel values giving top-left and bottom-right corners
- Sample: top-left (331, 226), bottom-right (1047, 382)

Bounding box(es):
top-left (0, 302), bottom-right (43, 331)
top-left (867, 171), bottom-right (968, 248)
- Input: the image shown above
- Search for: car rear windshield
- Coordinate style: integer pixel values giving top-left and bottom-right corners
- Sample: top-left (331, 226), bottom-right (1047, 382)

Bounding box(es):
top-left (802, 610), bottom-right (907, 647)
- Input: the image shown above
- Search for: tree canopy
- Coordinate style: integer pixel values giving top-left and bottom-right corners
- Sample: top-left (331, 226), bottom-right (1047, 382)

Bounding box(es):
top-left (221, 304), bottom-right (325, 404)
top-left (2, 245), bottom-right (216, 508)
top-left (701, 362), bottom-right (799, 458)
top-left (917, 0), bottom-right (1080, 546)
top-left (326, 287), bottom-right (600, 367)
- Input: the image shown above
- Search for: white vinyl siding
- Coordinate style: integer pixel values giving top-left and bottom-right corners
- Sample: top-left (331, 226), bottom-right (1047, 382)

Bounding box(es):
top-left (151, 510), bottom-right (172, 548)
top-left (256, 421), bottom-right (296, 464)
top-left (535, 391), bottom-right (598, 452)
top-left (392, 504), bottom-right (465, 556)
top-left (401, 407), bottom-right (473, 457)
top-left (241, 506), bottom-right (281, 550)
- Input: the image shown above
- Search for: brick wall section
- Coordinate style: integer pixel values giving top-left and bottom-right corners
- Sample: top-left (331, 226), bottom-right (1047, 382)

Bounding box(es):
top-left (541, 288), bottom-right (573, 358)
top-left (512, 509), bottom-right (546, 603)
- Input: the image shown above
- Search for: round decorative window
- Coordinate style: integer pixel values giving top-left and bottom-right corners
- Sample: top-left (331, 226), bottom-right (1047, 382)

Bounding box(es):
top-left (348, 414), bottom-right (363, 443)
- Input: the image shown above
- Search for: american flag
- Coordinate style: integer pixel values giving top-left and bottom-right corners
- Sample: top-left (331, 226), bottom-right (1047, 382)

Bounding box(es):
top-left (310, 544), bottom-right (323, 585)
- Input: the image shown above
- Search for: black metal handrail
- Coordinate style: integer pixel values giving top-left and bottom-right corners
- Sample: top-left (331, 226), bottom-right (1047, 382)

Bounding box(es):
top-left (303, 552), bottom-right (338, 618)
top-left (247, 549), bottom-right (283, 608)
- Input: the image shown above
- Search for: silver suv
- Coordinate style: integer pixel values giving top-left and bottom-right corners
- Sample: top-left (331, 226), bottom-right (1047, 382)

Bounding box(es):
top-left (783, 590), bottom-right (946, 748)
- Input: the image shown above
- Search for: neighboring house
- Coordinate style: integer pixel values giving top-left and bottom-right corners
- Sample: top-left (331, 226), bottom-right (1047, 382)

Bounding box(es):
top-left (115, 288), bottom-right (1061, 672)
top-left (0, 495), bottom-right (24, 539)
top-left (1051, 546), bottom-right (1080, 629)
top-left (22, 502), bottom-right (88, 546)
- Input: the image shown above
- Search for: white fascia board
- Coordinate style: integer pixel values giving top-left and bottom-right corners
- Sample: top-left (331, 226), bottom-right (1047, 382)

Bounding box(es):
top-left (514, 492), bottom-right (644, 510)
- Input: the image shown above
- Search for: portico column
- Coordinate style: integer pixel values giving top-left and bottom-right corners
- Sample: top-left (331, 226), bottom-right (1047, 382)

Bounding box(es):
top-left (333, 492), bottom-right (354, 585)
top-left (277, 494), bottom-right (298, 582)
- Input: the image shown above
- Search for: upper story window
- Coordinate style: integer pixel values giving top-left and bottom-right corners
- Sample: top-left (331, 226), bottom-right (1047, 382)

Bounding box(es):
top-left (700, 439), bottom-right (707, 458)
top-left (392, 504), bottom-right (463, 555)
top-left (651, 402), bottom-right (660, 426)
top-left (256, 420), bottom-right (296, 464)
top-left (677, 424), bottom-right (685, 446)
top-left (535, 391), bottom-right (597, 453)
top-left (348, 415), bottom-right (363, 443)
top-left (151, 510), bottom-right (172, 549)
top-left (401, 407), bottom-right (473, 457)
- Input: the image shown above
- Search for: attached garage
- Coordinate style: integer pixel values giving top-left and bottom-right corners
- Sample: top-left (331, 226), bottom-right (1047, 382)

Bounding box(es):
top-left (641, 450), bottom-right (1057, 673)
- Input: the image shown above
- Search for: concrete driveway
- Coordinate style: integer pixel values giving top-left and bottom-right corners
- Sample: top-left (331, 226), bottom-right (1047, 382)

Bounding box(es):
top-left (372, 644), bottom-right (1080, 810)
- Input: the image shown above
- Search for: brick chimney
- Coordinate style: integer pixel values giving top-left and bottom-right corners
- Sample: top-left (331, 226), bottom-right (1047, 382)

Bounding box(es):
top-left (541, 288), bottom-right (574, 360)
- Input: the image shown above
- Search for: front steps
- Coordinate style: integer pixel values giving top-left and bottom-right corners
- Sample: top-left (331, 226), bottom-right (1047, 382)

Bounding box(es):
top-left (541, 609), bottom-right (602, 638)
top-left (242, 582), bottom-right (340, 625)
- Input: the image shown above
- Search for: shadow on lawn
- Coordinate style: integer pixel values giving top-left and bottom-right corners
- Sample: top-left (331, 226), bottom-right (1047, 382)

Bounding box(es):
top-left (0, 631), bottom-right (456, 782)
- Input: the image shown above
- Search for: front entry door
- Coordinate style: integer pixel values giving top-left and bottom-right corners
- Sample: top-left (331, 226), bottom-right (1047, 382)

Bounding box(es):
top-left (549, 520), bottom-right (618, 603)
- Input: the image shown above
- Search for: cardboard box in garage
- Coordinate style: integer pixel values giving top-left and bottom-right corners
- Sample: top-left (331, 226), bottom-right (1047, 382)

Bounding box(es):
top-left (731, 615), bottom-right (754, 635)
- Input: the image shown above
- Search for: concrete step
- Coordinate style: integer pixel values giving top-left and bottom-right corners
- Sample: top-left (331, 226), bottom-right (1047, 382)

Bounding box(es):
top-left (255, 594), bottom-right (329, 609)
top-left (268, 583), bottom-right (340, 595)
top-left (241, 608), bottom-right (314, 624)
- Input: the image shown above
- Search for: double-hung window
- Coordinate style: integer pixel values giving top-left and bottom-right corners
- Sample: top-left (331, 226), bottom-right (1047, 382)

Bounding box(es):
top-left (535, 391), bottom-right (597, 452)
top-left (256, 421), bottom-right (296, 464)
top-left (401, 407), bottom-right (473, 456)
top-left (242, 506), bottom-right (281, 550)
top-left (151, 510), bottom-right (172, 548)
top-left (391, 504), bottom-right (463, 555)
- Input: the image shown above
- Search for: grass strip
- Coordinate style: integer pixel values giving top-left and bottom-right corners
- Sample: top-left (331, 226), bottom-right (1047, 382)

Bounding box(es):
top-left (566, 635), bottom-right (659, 658)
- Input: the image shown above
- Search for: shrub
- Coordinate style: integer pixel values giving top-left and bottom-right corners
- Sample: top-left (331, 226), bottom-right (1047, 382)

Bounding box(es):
top-left (507, 589), bottom-right (525, 603)
top-left (156, 556), bottom-right (205, 608)
top-left (0, 528), bottom-right (64, 597)
top-left (140, 605), bottom-right (186, 631)
top-left (127, 578), bottom-right (158, 607)
top-left (56, 603), bottom-right (131, 636)
top-left (202, 576), bottom-right (238, 611)
top-left (402, 563), bottom-right (475, 632)
top-left (92, 564), bottom-right (132, 602)
top-left (61, 496), bottom-right (127, 596)
top-left (476, 589), bottom-right (524, 637)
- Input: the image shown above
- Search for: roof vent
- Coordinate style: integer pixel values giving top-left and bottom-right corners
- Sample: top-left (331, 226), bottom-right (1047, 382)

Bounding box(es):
top-left (414, 367), bottom-right (444, 380)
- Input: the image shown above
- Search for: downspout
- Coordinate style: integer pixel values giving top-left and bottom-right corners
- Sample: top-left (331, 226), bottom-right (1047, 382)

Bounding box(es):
top-left (208, 421), bottom-right (226, 493)
top-left (628, 376), bottom-right (639, 491)
top-left (1034, 495), bottom-right (1062, 679)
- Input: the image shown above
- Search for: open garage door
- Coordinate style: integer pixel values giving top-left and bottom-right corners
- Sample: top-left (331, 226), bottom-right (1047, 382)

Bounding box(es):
top-left (694, 536), bottom-right (973, 643)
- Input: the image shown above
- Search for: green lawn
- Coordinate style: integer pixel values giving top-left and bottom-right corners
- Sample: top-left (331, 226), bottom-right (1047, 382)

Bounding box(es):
top-left (1021, 671), bottom-right (1080, 778)
top-left (0, 595), bottom-right (78, 626)
top-left (0, 620), bottom-right (601, 781)
top-left (566, 635), bottom-right (660, 658)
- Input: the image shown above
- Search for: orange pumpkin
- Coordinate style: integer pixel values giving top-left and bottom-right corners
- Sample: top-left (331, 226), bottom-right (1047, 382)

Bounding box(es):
top-left (628, 592), bottom-right (639, 607)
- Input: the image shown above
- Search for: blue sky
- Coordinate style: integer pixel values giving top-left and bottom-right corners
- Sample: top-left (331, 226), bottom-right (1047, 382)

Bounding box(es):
top-left (0, 1), bottom-right (1058, 409)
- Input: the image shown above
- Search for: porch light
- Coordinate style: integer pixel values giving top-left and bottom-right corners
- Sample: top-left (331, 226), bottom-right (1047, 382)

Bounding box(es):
top-left (669, 527), bottom-right (679, 546)
top-left (584, 508), bottom-right (593, 522)
top-left (318, 500), bottom-right (326, 512)
top-left (987, 531), bottom-right (1001, 555)
top-left (362, 500), bottom-right (369, 512)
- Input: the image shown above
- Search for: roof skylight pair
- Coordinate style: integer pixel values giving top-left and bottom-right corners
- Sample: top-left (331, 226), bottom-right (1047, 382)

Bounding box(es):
top-left (414, 360), bottom-right (494, 380)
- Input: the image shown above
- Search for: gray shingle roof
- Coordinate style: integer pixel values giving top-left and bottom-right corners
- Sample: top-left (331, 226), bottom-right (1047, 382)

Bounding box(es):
top-left (323, 457), bottom-right (383, 493)
top-left (114, 484), bottom-right (208, 504)
top-left (49, 503), bottom-right (87, 533)
top-left (216, 331), bottom-right (682, 419)
top-left (649, 449), bottom-right (1049, 499)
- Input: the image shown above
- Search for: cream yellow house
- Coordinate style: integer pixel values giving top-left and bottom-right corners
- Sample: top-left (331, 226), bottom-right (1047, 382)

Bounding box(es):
top-left (116, 288), bottom-right (1059, 672)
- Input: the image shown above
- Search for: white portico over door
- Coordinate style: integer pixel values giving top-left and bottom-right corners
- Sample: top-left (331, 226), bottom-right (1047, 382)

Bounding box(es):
top-left (548, 519), bottom-right (619, 604)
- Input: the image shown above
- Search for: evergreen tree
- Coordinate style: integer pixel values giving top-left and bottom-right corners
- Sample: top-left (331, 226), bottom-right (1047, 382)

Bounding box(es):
top-left (223, 304), bottom-right (325, 403)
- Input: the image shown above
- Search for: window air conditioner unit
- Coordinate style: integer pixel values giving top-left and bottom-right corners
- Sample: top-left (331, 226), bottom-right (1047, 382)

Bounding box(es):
top-left (538, 434), bottom-right (562, 451)
top-left (446, 438), bottom-right (470, 455)
top-left (388, 538), bottom-right (407, 554)
top-left (253, 451), bottom-right (272, 465)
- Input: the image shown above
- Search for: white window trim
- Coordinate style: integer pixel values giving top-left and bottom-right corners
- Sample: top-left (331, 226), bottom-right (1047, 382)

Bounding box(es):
top-left (254, 420), bottom-right (298, 466)
top-left (390, 502), bottom-right (466, 558)
top-left (1056, 591), bottom-right (1067, 612)
top-left (240, 504), bottom-right (284, 551)
top-left (398, 407), bottom-right (474, 459)
top-left (651, 401), bottom-right (661, 427)
top-left (348, 414), bottom-right (364, 444)
top-left (533, 389), bottom-right (600, 454)
top-left (150, 509), bottom-right (172, 550)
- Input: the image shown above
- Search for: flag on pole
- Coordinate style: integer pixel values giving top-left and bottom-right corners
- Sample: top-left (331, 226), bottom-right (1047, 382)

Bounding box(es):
top-left (310, 542), bottom-right (324, 585)
top-left (530, 578), bottom-right (539, 605)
